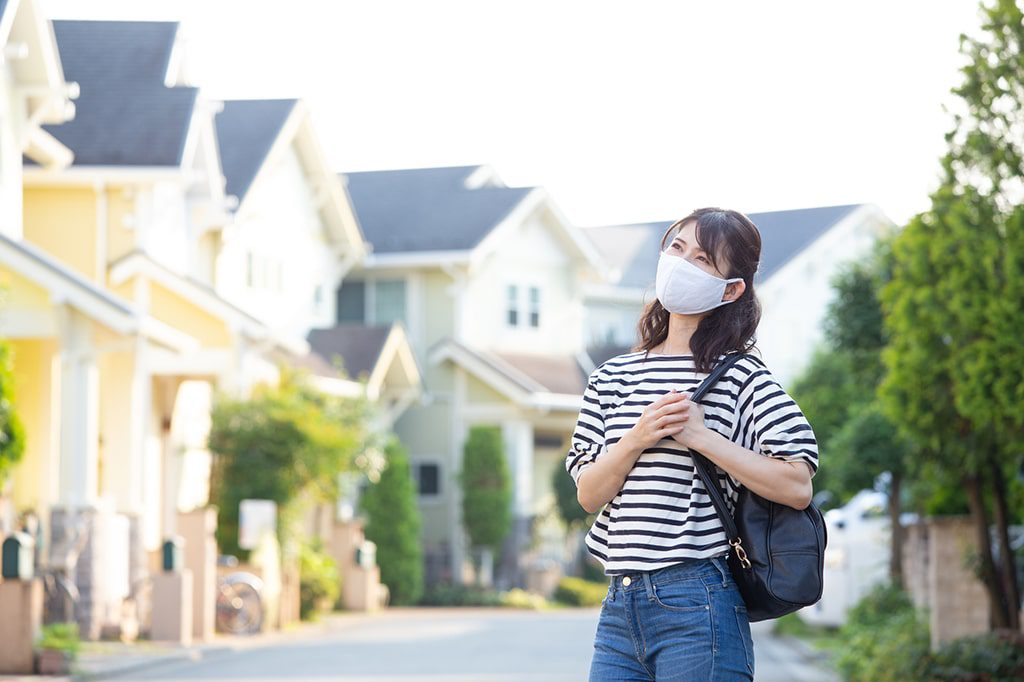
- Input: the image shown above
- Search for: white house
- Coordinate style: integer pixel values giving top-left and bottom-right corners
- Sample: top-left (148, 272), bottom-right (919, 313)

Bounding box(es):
top-left (581, 204), bottom-right (895, 386)
top-left (334, 165), bottom-right (608, 588)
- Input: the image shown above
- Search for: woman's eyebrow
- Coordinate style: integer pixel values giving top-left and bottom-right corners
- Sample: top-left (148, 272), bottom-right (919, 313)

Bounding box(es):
top-left (672, 236), bottom-right (707, 254)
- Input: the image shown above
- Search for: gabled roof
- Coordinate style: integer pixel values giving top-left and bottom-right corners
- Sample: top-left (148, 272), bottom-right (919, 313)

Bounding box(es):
top-left (41, 20), bottom-right (196, 166)
top-left (215, 99), bottom-right (298, 203)
top-left (341, 166), bottom-right (533, 254)
top-left (583, 204), bottom-right (865, 287)
top-left (306, 323), bottom-right (393, 379)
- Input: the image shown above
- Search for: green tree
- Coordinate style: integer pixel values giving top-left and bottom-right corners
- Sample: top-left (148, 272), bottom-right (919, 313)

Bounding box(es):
top-left (0, 339), bottom-right (26, 484)
top-left (208, 368), bottom-right (367, 558)
top-left (458, 425), bottom-right (512, 586)
top-left (792, 240), bottom-right (917, 586)
top-left (879, 0), bottom-right (1024, 629)
top-left (358, 436), bottom-right (424, 605)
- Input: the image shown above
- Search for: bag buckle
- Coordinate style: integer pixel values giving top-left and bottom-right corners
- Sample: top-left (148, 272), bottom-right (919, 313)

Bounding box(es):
top-left (730, 538), bottom-right (752, 569)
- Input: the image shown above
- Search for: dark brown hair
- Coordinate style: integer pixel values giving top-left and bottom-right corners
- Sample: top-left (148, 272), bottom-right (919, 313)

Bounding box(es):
top-left (634, 207), bottom-right (762, 373)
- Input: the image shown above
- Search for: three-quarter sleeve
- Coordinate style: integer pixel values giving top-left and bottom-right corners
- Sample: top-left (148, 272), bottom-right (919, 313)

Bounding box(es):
top-left (565, 369), bottom-right (607, 487)
top-left (734, 357), bottom-right (819, 476)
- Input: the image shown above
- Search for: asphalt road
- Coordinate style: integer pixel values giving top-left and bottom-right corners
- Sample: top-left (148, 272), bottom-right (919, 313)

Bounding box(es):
top-left (111, 607), bottom-right (837, 682)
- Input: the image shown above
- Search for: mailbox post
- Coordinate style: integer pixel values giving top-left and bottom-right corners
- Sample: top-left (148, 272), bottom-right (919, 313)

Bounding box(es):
top-left (151, 536), bottom-right (192, 645)
top-left (0, 533), bottom-right (44, 674)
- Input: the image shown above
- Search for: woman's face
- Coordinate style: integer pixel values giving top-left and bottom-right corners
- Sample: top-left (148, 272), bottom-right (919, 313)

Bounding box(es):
top-left (663, 220), bottom-right (731, 279)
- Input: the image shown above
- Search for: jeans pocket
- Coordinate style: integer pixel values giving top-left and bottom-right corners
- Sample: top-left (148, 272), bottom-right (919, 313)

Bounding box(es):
top-left (734, 604), bottom-right (755, 677)
top-left (651, 580), bottom-right (710, 613)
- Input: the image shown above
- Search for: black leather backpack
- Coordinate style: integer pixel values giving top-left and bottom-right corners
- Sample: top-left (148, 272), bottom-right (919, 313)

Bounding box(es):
top-left (688, 352), bottom-right (828, 622)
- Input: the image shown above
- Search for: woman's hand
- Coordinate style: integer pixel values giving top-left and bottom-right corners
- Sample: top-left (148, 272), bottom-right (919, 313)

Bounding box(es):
top-left (668, 394), bottom-right (711, 449)
top-left (629, 390), bottom-right (690, 450)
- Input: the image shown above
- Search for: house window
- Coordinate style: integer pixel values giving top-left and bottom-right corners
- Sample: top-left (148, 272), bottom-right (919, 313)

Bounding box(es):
top-left (412, 462), bottom-right (441, 497)
top-left (337, 280), bottom-right (366, 323)
top-left (506, 284), bottom-right (518, 326)
top-left (374, 279), bottom-right (407, 325)
top-left (314, 284), bottom-right (323, 307)
top-left (528, 286), bottom-right (540, 327)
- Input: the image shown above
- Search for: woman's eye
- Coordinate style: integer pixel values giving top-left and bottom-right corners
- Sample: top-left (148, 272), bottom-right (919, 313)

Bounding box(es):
top-left (698, 256), bottom-right (709, 264)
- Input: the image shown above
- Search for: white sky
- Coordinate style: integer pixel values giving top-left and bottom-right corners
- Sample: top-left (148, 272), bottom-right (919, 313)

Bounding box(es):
top-left (44, 0), bottom-right (984, 228)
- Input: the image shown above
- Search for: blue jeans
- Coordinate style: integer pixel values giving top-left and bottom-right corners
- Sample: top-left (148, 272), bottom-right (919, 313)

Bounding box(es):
top-left (589, 555), bottom-right (755, 681)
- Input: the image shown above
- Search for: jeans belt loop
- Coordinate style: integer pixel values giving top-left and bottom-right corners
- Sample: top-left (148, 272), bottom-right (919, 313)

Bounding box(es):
top-left (641, 570), bottom-right (656, 601)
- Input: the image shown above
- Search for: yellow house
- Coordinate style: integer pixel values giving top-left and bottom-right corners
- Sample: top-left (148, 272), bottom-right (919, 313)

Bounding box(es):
top-left (6, 18), bottom-right (310, 639)
top-left (4, 15), bottom-right (423, 638)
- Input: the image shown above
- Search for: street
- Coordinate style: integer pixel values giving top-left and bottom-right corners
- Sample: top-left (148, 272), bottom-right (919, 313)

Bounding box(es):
top-left (105, 607), bottom-right (837, 682)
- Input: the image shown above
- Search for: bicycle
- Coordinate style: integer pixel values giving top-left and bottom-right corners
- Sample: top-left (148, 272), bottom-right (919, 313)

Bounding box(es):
top-left (215, 561), bottom-right (264, 635)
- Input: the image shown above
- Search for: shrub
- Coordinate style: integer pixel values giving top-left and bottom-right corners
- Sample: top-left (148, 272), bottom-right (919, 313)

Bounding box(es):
top-left (417, 583), bottom-right (504, 607)
top-left (299, 539), bottom-right (340, 620)
top-left (834, 583), bottom-right (930, 682)
top-left (37, 622), bottom-right (80, 656)
top-left (553, 576), bottom-right (607, 607)
top-left (0, 339), bottom-right (26, 483)
top-left (358, 436), bottom-right (423, 605)
top-left (208, 369), bottom-right (367, 558)
top-left (499, 588), bottom-right (549, 610)
top-left (923, 630), bottom-right (1024, 682)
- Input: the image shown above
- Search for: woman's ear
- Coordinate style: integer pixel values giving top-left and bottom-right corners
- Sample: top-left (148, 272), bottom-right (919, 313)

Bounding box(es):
top-left (723, 279), bottom-right (746, 302)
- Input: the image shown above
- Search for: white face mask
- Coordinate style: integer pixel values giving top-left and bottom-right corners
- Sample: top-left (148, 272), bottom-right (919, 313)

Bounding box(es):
top-left (655, 250), bottom-right (743, 315)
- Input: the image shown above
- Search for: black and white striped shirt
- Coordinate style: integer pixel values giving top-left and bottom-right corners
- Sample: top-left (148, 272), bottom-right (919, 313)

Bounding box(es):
top-left (565, 350), bottom-right (819, 575)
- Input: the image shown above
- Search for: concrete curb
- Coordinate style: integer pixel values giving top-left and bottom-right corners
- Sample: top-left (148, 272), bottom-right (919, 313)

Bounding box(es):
top-left (72, 645), bottom-right (236, 681)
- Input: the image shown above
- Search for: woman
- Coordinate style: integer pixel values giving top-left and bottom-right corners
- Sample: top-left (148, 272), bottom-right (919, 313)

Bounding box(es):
top-left (566, 207), bottom-right (819, 681)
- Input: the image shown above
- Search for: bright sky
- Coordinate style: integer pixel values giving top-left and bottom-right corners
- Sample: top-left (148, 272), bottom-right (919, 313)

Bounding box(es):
top-left (45, 0), bottom-right (983, 228)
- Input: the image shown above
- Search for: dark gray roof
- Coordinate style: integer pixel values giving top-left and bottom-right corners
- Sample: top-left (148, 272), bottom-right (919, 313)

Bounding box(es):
top-left (341, 166), bottom-right (534, 254)
top-left (216, 99), bottom-right (297, 203)
top-left (41, 21), bottom-right (196, 166)
top-left (306, 323), bottom-right (393, 380)
top-left (584, 204), bottom-right (864, 287)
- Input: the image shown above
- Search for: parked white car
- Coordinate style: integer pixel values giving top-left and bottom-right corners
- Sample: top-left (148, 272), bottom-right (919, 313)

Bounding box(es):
top-left (800, 490), bottom-right (892, 627)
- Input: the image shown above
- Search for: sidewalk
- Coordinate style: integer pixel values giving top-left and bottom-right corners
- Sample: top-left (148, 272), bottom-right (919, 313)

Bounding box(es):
top-left (0, 611), bottom-right (383, 682)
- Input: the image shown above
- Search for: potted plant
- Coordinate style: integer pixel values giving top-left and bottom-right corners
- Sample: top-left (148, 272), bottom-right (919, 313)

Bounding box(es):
top-left (36, 622), bottom-right (80, 675)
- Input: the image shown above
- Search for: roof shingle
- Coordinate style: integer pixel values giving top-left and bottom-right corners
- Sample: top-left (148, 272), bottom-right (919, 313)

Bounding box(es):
top-left (42, 20), bottom-right (196, 167)
top-left (216, 99), bottom-right (297, 203)
top-left (341, 166), bottom-right (533, 254)
top-left (307, 323), bottom-right (393, 380)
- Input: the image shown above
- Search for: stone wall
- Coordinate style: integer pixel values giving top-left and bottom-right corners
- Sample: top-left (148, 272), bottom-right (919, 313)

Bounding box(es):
top-left (901, 516), bottom-right (991, 650)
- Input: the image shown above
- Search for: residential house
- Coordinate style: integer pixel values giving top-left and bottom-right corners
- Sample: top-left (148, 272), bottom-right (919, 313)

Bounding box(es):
top-left (582, 204), bottom-right (894, 386)
top-left (0, 15), bottom-right (393, 638)
top-left (333, 165), bottom-right (607, 588)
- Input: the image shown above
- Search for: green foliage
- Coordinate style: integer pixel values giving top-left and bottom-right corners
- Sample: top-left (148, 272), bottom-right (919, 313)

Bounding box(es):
top-left (942, 0), bottom-right (1024, 208)
top-left (834, 583), bottom-right (931, 682)
top-left (298, 538), bottom-right (340, 620)
top-left (208, 368), bottom-right (368, 558)
top-left (552, 576), bottom-right (607, 606)
top-left (822, 250), bottom-right (892, 389)
top-left (924, 630), bottom-right (1024, 681)
top-left (833, 586), bottom-right (1024, 681)
top-left (0, 340), bottom-right (26, 483)
top-left (458, 425), bottom-right (512, 553)
top-left (828, 401), bottom-right (913, 502)
top-left (37, 622), bottom-right (80, 656)
top-left (416, 583), bottom-right (550, 609)
top-left (358, 436), bottom-right (424, 606)
top-left (499, 588), bottom-right (549, 610)
top-left (417, 583), bottom-right (504, 607)
top-left (791, 350), bottom-right (862, 503)
top-left (552, 456), bottom-right (590, 529)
